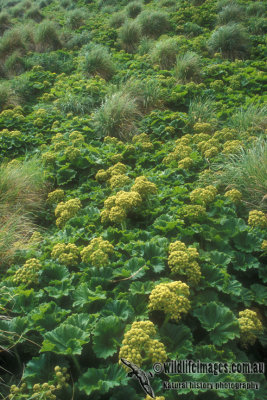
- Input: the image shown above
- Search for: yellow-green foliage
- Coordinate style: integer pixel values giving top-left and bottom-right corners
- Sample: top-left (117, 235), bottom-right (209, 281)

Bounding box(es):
top-left (190, 185), bottom-right (217, 205)
top-left (119, 321), bottom-right (167, 366)
top-left (178, 204), bottom-right (207, 221)
top-left (80, 237), bottom-right (114, 267)
top-left (238, 309), bottom-right (263, 346)
top-left (47, 189), bottom-right (65, 204)
top-left (168, 241), bottom-right (201, 285)
top-left (193, 122), bottom-right (213, 134)
top-left (248, 210), bottom-right (267, 228)
top-left (131, 176), bottom-right (157, 198)
top-left (8, 366), bottom-right (70, 400)
top-left (224, 189), bottom-right (242, 202)
top-left (132, 133), bottom-right (153, 151)
top-left (13, 258), bottom-right (42, 285)
top-left (148, 281), bottom-right (191, 322)
top-left (101, 190), bottom-right (142, 224)
top-left (96, 162), bottom-right (130, 189)
top-left (163, 144), bottom-right (192, 163)
top-left (51, 243), bottom-right (80, 266)
top-left (222, 140), bottom-right (243, 154)
top-left (55, 198), bottom-right (82, 228)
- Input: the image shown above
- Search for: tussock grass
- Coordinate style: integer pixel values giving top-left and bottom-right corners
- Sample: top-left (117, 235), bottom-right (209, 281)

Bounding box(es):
top-left (126, 1), bottom-right (143, 18)
top-left (173, 51), bottom-right (202, 83)
top-left (217, 3), bottom-right (244, 24)
top-left (188, 96), bottom-right (218, 126)
top-left (34, 20), bottom-right (62, 52)
top-left (229, 104), bottom-right (267, 133)
top-left (201, 138), bottom-right (267, 211)
top-left (0, 157), bottom-right (47, 267)
top-left (118, 19), bottom-right (141, 53)
top-left (81, 44), bottom-right (116, 80)
top-left (137, 10), bottom-right (169, 38)
top-left (149, 37), bottom-right (178, 69)
top-left (94, 91), bottom-right (141, 140)
top-left (207, 23), bottom-right (250, 59)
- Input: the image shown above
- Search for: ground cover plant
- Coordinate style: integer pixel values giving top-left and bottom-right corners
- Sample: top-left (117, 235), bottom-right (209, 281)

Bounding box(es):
top-left (0, 0), bottom-right (266, 399)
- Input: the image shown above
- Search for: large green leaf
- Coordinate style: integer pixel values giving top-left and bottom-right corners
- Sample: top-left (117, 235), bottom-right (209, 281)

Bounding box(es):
top-left (250, 284), bottom-right (267, 306)
top-left (129, 281), bottom-right (154, 295)
top-left (233, 231), bottom-right (261, 253)
top-left (73, 283), bottom-right (106, 308)
top-left (102, 300), bottom-right (134, 321)
top-left (57, 166), bottom-right (77, 185)
top-left (92, 316), bottom-right (124, 359)
top-left (193, 302), bottom-right (240, 346)
top-left (160, 323), bottom-right (193, 358)
top-left (78, 364), bottom-right (128, 396)
top-left (41, 324), bottom-right (89, 355)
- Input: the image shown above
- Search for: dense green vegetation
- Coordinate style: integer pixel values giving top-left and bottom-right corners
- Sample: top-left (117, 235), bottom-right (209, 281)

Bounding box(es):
top-left (0, 0), bottom-right (266, 399)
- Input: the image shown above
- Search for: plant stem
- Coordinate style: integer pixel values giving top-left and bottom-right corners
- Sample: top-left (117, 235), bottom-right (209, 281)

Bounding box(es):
top-left (71, 355), bottom-right (81, 374)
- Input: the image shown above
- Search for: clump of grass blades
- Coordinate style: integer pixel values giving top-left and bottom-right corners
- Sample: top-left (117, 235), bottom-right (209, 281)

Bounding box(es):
top-left (187, 96), bottom-right (217, 127)
top-left (25, 6), bottom-right (44, 22)
top-left (229, 104), bottom-right (267, 133)
top-left (126, 1), bottom-right (143, 18)
top-left (94, 91), bottom-right (141, 141)
top-left (0, 82), bottom-right (19, 111)
top-left (246, 2), bottom-right (266, 17)
top-left (149, 37), bottom-right (178, 69)
top-left (201, 138), bottom-right (267, 211)
top-left (118, 20), bottom-right (141, 53)
top-left (120, 78), bottom-right (164, 113)
top-left (66, 9), bottom-right (85, 29)
top-left (173, 51), bottom-right (202, 83)
top-left (0, 27), bottom-right (26, 60)
top-left (4, 51), bottom-right (26, 77)
top-left (0, 157), bottom-right (47, 267)
top-left (137, 10), bottom-right (169, 38)
top-left (109, 11), bottom-right (126, 28)
top-left (81, 44), bottom-right (116, 80)
top-left (0, 12), bottom-right (11, 35)
top-left (217, 3), bottom-right (244, 24)
top-left (34, 20), bottom-right (62, 52)
top-left (56, 93), bottom-right (95, 115)
top-left (207, 23), bottom-right (250, 59)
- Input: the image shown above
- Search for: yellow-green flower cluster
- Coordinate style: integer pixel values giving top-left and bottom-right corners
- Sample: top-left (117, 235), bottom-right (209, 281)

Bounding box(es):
top-left (148, 281), bottom-right (191, 322)
top-left (110, 154), bottom-right (123, 163)
top-left (0, 109), bottom-right (25, 121)
top-left (80, 237), bottom-right (114, 267)
top-left (145, 397), bottom-right (165, 400)
top-left (178, 157), bottom-right (194, 170)
top-left (210, 80), bottom-right (224, 90)
top-left (47, 189), bottom-right (65, 204)
top-left (42, 151), bottom-right (57, 164)
top-left (175, 134), bottom-right (191, 146)
top-left (119, 321), bottom-right (167, 367)
top-left (238, 309), bottom-right (263, 346)
top-left (248, 210), bottom-right (267, 229)
top-left (51, 243), bottom-right (80, 266)
top-left (13, 258), bottom-right (42, 285)
top-left (64, 146), bottom-right (81, 161)
top-left (69, 131), bottom-right (85, 146)
top-left (96, 162), bottom-right (130, 189)
top-left (224, 189), bottom-right (242, 202)
top-left (261, 240), bottom-right (267, 252)
top-left (192, 133), bottom-right (210, 144)
top-left (101, 191), bottom-right (142, 224)
top-left (190, 185), bottom-right (217, 205)
top-left (132, 133), bottom-right (153, 151)
top-left (55, 198), bottom-right (82, 228)
top-left (178, 204), bottom-right (207, 221)
top-left (193, 122), bottom-right (213, 134)
top-left (163, 144), bottom-right (192, 164)
top-left (222, 140), bottom-right (243, 154)
top-left (0, 129), bottom-right (22, 138)
top-left (213, 128), bottom-right (237, 142)
top-left (197, 138), bottom-right (220, 158)
top-left (131, 176), bottom-right (157, 199)
top-left (8, 366), bottom-right (70, 400)
top-left (28, 231), bottom-right (43, 245)
top-left (168, 241), bottom-right (201, 286)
